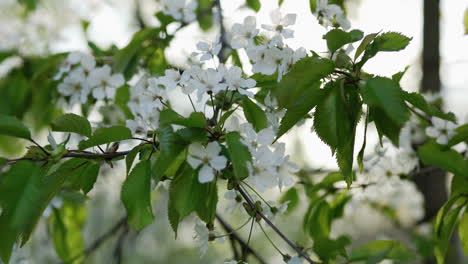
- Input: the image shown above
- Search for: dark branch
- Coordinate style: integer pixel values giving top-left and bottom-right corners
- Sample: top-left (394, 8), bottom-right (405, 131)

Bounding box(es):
top-left (216, 214), bottom-right (267, 264)
top-left (236, 187), bottom-right (316, 264)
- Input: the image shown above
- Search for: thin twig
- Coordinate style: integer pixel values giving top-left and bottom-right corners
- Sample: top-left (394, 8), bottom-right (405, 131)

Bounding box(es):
top-left (29, 138), bottom-right (49, 156)
top-left (237, 186), bottom-right (316, 264)
top-left (216, 214), bottom-right (267, 264)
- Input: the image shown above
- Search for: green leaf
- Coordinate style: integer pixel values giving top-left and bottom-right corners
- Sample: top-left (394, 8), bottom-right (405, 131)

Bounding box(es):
top-left (354, 33), bottom-right (378, 60)
top-left (402, 91), bottom-right (456, 122)
top-left (447, 124), bottom-right (468, 147)
top-left (434, 196), bottom-right (465, 264)
top-left (113, 28), bottom-right (161, 78)
top-left (196, 181), bottom-right (218, 225)
top-left (176, 127), bottom-right (209, 143)
top-left (323, 29), bottom-right (363, 54)
top-left (459, 212), bottom-right (468, 255)
top-left (279, 0), bottom-right (285, 6)
top-left (115, 84), bottom-right (133, 119)
top-left (242, 97), bottom-right (268, 132)
top-left (225, 132), bottom-right (252, 181)
top-left (78, 126), bottom-right (132, 150)
top-left (362, 77), bottom-right (409, 126)
top-left (307, 200), bottom-right (332, 238)
top-left (18, 0), bottom-right (38, 10)
top-left (0, 114), bottom-right (31, 139)
top-left (51, 113), bottom-right (92, 138)
top-left (370, 106), bottom-right (402, 145)
top-left (313, 83), bottom-right (341, 150)
top-left (372, 32), bottom-right (412, 52)
top-left (464, 9), bottom-right (468, 35)
top-left (159, 109), bottom-right (206, 128)
top-left (278, 82), bottom-right (325, 138)
top-left (280, 187), bottom-right (300, 214)
top-left (349, 240), bottom-right (416, 262)
top-left (309, 0), bottom-right (317, 13)
top-left (246, 0), bottom-right (261, 12)
top-left (0, 161), bottom-right (67, 263)
top-left (276, 57), bottom-right (334, 108)
top-left (197, 0), bottom-right (214, 31)
top-left (313, 236), bottom-right (350, 263)
top-left (168, 164), bottom-right (206, 235)
top-left (49, 201), bottom-right (86, 263)
top-left (153, 126), bottom-right (187, 180)
top-left (418, 143), bottom-right (468, 179)
top-left (126, 144), bottom-right (152, 175)
top-left (121, 160), bottom-right (154, 231)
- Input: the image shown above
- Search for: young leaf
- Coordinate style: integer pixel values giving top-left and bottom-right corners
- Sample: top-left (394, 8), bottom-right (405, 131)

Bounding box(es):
top-left (459, 212), bottom-right (468, 255)
top-left (362, 77), bottom-right (409, 126)
top-left (78, 126), bottom-right (132, 150)
top-left (49, 201), bottom-right (86, 263)
top-left (0, 114), bottom-right (31, 140)
top-left (242, 97), bottom-right (268, 132)
top-left (434, 196), bottom-right (465, 264)
top-left (370, 106), bottom-right (402, 145)
top-left (278, 82), bottom-right (325, 138)
top-left (246, 0), bottom-right (261, 12)
top-left (354, 33), bottom-right (378, 60)
top-left (309, 0), bottom-right (317, 13)
top-left (126, 144), bottom-right (152, 175)
top-left (323, 29), bottom-right (363, 54)
top-left (51, 113), bottom-right (92, 138)
top-left (225, 132), bottom-right (252, 181)
top-left (280, 187), bottom-right (300, 214)
top-left (418, 142), bottom-right (468, 179)
top-left (373, 32), bottom-right (412, 52)
top-left (121, 160), bottom-right (154, 231)
top-left (313, 83), bottom-right (341, 150)
top-left (160, 109), bottom-right (206, 128)
top-left (402, 91), bottom-right (456, 122)
top-left (349, 240), bottom-right (416, 262)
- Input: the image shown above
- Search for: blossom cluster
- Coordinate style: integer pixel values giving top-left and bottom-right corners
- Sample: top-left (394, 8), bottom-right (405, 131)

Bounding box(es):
top-left (55, 52), bottom-right (125, 105)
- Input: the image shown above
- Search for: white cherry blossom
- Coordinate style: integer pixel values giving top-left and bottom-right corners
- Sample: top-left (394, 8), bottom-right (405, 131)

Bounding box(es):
top-left (161, 0), bottom-right (197, 23)
top-left (314, 0), bottom-right (350, 30)
top-left (88, 65), bottom-right (125, 100)
top-left (230, 16), bottom-right (259, 49)
top-left (191, 68), bottom-right (227, 100)
top-left (57, 70), bottom-right (91, 105)
top-left (261, 9), bottom-right (297, 39)
top-left (194, 220), bottom-right (224, 256)
top-left (187, 142), bottom-right (227, 183)
top-left (425, 117), bottom-right (457, 145)
top-left (192, 38), bottom-right (222, 61)
top-left (224, 65), bottom-right (256, 97)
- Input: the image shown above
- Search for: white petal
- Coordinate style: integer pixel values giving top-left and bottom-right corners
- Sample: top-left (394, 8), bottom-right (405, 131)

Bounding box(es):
top-left (196, 41), bottom-right (210, 51)
top-left (436, 135), bottom-right (449, 145)
top-left (257, 128), bottom-right (276, 145)
top-left (425, 127), bottom-right (440, 138)
top-left (109, 74), bottom-right (125, 87)
top-left (210, 156), bottom-right (227, 170)
top-left (282, 14), bottom-right (297, 26)
top-left (270, 9), bottom-right (282, 25)
top-left (92, 87), bottom-right (105, 100)
top-left (198, 165), bottom-right (215, 183)
top-left (187, 156), bottom-right (203, 168)
top-left (200, 53), bottom-right (212, 61)
top-left (188, 142), bottom-right (205, 157)
top-left (206, 142), bottom-right (221, 157)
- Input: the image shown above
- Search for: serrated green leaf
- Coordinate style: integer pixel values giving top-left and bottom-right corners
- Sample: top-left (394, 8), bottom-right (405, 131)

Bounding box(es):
top-left (176, 127), bottom-right (209, 143)
top-left (307, 200), bottom-right (332, 239)
top-left (121, 160), bottom-right (154, 231)
top-left (51, 113), bottom-right (92, 138)
top-left (0, 114), bottom-right (31, 140)
top-left (276, 57), bottom-right (334, 108)
top-left (78, 126), bottom-right (132, 150)
top-left (402, 91), bottom-right (456, 122)
top-left (324, 29), bottom-right (363, 54)
top-left (349, 240), bottom-right (416, 262)
top-left (153, 126), bottom-right (187, 180)
top-left (168, 164), bottom-right (206, 235)
top-left (357, 32), bottom-right (412, 68)
top-left (126, 144), bottom-right (152, 175)
top-left (246, 0), bottom-right (261, 12)
top-left (362, 77), bottom-right (409, 126)
top-left (0, 161), bottom-right (67, 263)
top-left (370, 106), bottom-right (402, 145)
top-left (278, 82), bottom-right (325, 138)
top-left (418, 142), bottom-right (468, 179)
top-left (354, 33), bottom-right (378, 60)
top-left (225, 132), bottom-right (252, 181)
top-left (313, 83), bottom-right (341, 150)
top-left (196, 181), bottom-right (218, 225)
top-left (242, 97), bottom-right (268, 132)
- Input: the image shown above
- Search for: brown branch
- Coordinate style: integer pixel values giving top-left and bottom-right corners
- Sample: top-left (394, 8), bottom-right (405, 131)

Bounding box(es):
top-left (236, 186), bottom-right (316, 264)
top-left (216, 214), bottom-right (267, 264)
